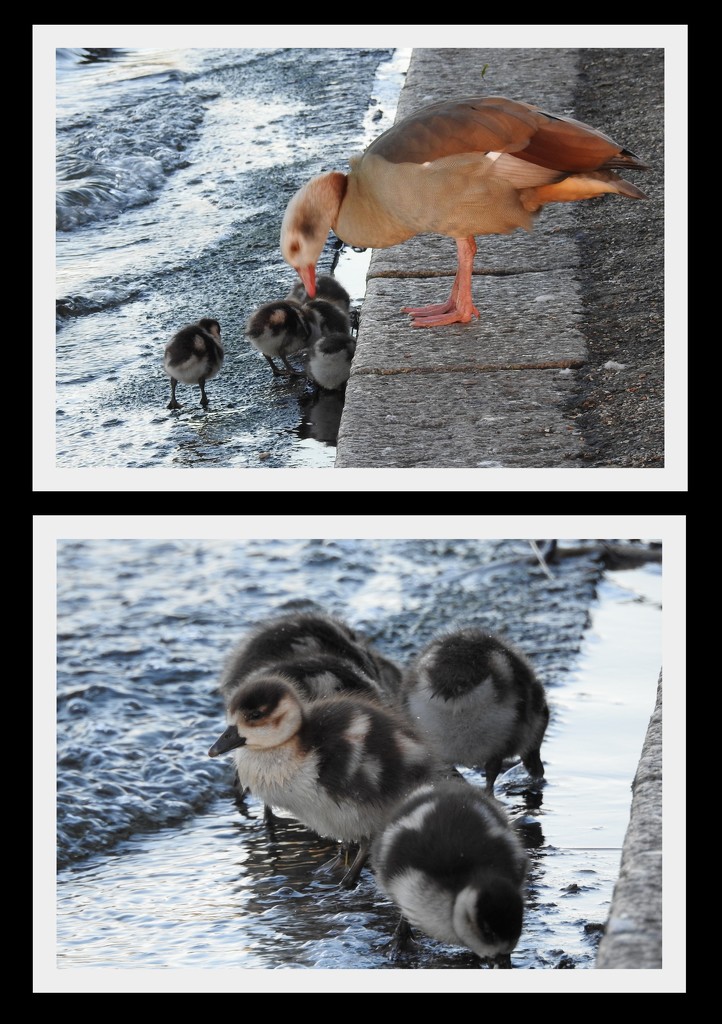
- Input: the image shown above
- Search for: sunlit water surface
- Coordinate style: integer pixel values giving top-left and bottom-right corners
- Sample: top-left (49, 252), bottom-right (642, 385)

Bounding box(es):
top-left (54, 47), bottom-right (410, 469)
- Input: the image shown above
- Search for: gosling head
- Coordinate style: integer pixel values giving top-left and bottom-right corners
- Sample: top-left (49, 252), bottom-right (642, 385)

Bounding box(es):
top-left (454, 876), bottom-right (525, 960)
top-left (208, 675), bottom-right (303, 757)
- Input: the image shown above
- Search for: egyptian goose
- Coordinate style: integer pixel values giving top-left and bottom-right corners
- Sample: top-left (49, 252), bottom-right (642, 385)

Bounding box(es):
top-left (208, 673), bottom-right (439, 887)
top-left (245, 300), bottom-right (312, 377)
top-left (402, 626), bottom-right (549, 791)
top-left (303, 331), bottom-right (357, 391)
top-left (163, 318), bottom-right (223, 409)
top-left (280, 95), bottom-right (649, 327)
top-left (372, 779), bottom-right (529, 964)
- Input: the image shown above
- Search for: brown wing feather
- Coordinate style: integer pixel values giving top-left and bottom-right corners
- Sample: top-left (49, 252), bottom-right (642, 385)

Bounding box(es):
top-left (367, 96), bottom-right (539, 164)
top-left (365, 95), bottom-right (648, 175)
top-left (515, 109), bottom-right (649, 172)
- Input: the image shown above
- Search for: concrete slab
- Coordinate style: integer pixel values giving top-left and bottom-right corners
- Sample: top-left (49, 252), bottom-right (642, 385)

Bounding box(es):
top-left (335, 47), bottom-right (598, 471)
top-left (394, 47), bottom-right (582, 117)
top-left (353, 271), bottom-right (587, 373)
top-left (336, 367), bottom-right (582, 468)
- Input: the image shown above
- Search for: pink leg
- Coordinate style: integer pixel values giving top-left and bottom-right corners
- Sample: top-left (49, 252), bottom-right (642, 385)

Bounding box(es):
top-left (401, 237), bottom-right (481, 327)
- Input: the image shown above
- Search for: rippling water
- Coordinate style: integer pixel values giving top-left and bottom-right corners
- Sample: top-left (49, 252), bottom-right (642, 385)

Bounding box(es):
top-left (42, 535), bottom-right (664, 986)
top-left (51, 44), bottom-right (409, 471)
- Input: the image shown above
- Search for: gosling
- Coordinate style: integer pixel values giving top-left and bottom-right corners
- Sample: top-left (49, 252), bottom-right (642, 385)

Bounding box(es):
top-left (163, 318), bottom-right (223, 409)
top-left (402, 627), bottom-right (549, 791)
top-left (209, 673), bottom-right (439, 887)
top-left (372, 779), bottom-right (529, 965)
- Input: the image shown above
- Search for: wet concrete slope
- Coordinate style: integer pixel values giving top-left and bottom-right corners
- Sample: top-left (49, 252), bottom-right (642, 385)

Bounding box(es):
top-left (595, 671), bottom-right (663, 970)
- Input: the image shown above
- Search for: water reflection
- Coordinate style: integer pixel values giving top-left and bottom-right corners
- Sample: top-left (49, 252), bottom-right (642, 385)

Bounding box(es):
top-left (296, 388), bottom-right (345, 445)
top-left (226, 807), bottom-right (341, 890)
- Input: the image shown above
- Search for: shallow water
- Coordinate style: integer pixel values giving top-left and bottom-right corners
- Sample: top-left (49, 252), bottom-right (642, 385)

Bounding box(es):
top-left (48, 538), bottom-right (662, 983)
top-left (53, 46), bottom-right (409, 470)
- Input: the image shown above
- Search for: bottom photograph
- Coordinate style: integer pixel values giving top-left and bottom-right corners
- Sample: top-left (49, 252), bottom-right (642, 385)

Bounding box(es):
top-left (51, 536), bottom-right (664, 979)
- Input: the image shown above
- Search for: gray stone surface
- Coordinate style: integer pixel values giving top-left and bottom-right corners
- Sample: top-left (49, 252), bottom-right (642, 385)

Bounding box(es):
top-left (338, 368), bottom-right (582, 467)
top-left (353, 272), bottom-right (587, 373)
top-left (395, 46), bottom-right (581, 116)
top-left (596, 671), bottom-right (663, 969)
top-left (334, 47), bottom-right (663, 470)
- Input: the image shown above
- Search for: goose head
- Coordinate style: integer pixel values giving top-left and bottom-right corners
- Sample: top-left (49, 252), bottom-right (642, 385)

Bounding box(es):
top-left (280, 172), bottom-right (347, 298)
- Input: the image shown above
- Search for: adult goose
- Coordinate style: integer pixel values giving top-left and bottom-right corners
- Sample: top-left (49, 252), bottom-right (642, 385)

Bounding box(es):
top-left (280, 95), bottom-right (649, 327)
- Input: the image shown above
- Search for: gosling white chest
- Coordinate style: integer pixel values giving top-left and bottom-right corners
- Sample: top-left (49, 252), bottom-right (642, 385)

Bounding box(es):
top-left (305, 333), bottom-right (356, 390)
top-left (232, 736), bottom-right (389, 843)
top-left (232, 741), bottom-right (320, 820)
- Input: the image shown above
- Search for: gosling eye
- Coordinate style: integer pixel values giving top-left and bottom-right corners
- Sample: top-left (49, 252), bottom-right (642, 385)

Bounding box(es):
top-left (245, 709), bottom-right (265, 722)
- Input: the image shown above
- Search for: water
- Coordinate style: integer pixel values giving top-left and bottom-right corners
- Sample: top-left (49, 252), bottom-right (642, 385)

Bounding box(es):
top-left (39, 535), bottom-right (666, 988)
top-left (50, 45), bottom-right (410, 471)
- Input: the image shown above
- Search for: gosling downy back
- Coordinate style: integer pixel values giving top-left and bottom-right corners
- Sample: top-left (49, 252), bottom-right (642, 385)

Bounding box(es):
top-left (372, 779), bottom-right (529, 962)
top-left (287, 273), bottom-right (351, 313)
top-left (218, 611), bottom-right (382, 700)
top-left (245, 300), bottom-right (312, 376)
top-left (163, 317), bottom-right (223, 408)
top-left (403, 626), bottom-right (549, 790)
